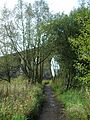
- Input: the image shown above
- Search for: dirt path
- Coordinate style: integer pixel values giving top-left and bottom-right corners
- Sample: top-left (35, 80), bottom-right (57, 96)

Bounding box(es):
top-left (39, 85), bottom-right (66, 120)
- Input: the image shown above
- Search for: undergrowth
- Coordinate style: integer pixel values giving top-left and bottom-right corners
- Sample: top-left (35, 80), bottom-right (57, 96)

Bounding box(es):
top-left (0, 76), bottom-right (44, 120)
top-left (52, 81), bottom-right (90, 120)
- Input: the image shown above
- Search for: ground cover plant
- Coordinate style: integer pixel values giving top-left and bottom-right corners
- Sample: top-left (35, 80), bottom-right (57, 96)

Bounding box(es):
top-left (52, 81), bottom-right (90, 120)
top-left (0, 76), bottom-right (43, 120)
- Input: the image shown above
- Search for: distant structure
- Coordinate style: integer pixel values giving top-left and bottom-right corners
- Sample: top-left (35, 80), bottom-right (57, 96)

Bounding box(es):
top-left (51, 57), bottom-right (60, 78)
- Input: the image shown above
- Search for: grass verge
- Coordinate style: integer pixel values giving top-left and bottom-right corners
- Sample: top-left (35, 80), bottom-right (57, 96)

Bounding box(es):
top-left (0, 77), bottom-right (44, 120)
top-left (51, 82), bottom-right (90, 120)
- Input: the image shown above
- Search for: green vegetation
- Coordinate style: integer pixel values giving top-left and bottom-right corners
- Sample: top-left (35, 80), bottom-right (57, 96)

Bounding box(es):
top-left (0, 0), bottom-right (51, 84)
top-left (48, 2), bottom-right (90, 119)
top-left (0, 0), bottom-right (89, 87)
top-left (43, 4), bottom-right (90, 89)
top-left (52, 81), bottom-right (90, 120)
top-left (0, 76), bottom-right (44, 120)
top-left (0, 0), bottom-right (90, 119)
top-left (0, 54), bottom-right (20, 82)
top-left (42, 80), bottom-right (52, 86)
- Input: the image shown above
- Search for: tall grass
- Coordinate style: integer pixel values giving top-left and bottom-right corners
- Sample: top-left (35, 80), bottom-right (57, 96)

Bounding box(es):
top-left (0, 76), bottom-right (43, 120)
top-left (52, 82), bottom-right (90, 120)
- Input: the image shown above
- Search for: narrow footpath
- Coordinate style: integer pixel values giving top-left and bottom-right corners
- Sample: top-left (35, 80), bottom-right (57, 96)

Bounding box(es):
top-left (39, 85), bottom-right (66, 120)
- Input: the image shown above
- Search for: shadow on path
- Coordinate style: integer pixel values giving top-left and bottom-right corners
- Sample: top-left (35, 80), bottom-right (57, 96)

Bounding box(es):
top-left (39, 85), bottom-right (66, 120)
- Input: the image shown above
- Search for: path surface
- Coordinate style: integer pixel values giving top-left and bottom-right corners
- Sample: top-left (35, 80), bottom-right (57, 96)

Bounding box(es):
top-left (39, 85), bottom-right (66, 120)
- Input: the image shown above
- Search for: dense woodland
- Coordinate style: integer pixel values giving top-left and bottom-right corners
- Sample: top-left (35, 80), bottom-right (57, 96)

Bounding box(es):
top-left (0, 0), bottom-right (90, 119)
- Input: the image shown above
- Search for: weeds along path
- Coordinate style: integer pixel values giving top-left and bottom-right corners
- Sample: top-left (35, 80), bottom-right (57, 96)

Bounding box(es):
top-left (39, 85), bottom-right (66, 120)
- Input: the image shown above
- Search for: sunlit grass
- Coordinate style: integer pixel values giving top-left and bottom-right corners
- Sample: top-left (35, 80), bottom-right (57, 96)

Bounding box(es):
top-left (42, 80), bottom-right (52, 86)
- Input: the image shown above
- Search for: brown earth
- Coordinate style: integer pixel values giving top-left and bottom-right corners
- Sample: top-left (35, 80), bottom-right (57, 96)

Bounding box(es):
top-left (39, 85), bottom-right (66, 120)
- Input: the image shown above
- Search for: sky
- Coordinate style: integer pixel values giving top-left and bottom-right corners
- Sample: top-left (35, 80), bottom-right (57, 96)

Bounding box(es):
top-left (0, 0), bottom-right (79, 14)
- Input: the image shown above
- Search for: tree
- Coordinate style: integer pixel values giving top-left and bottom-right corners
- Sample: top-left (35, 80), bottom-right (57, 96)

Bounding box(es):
top-left (33, 0), bottom-right (51, 83)
top-left (41, 13), bottom-right (77, 89)
top-left (69, 6), bottom-right (90, 87)
top-left (0, 0), bottom-right (52, 83)
top-left (42, 5), bottom-right (90, 89)
top-left (0, 6), bottom-right (20, 82)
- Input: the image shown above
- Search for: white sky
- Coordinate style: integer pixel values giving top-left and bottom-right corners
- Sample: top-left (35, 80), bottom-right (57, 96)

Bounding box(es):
top-left (0, 0), bottom-right (79, 14)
